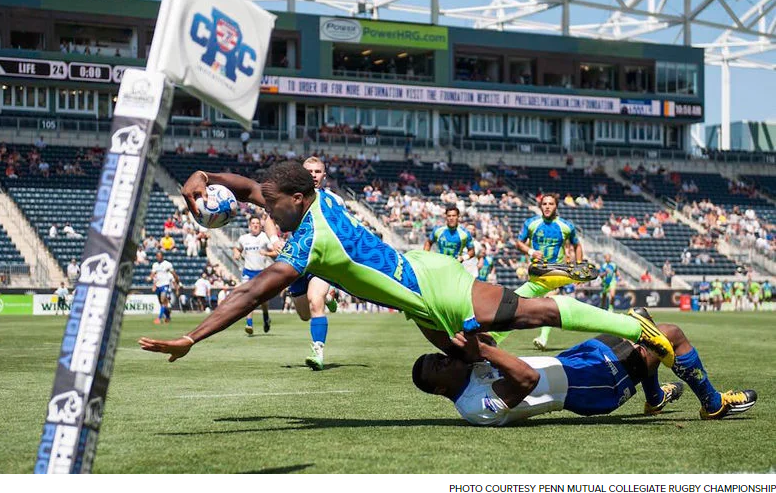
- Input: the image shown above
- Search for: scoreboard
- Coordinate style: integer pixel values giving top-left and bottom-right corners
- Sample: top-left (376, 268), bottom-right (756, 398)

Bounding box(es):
top-left (0, 56), bottom-right (133, 84)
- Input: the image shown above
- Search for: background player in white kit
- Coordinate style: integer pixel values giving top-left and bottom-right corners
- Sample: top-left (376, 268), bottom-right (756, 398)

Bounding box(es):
top-left (54, 282), bottom-right (69, 316)
top-left (286, 156), bottom-right (339, 370)
top-left (234, 215), bottom-right (278, 335)
top-left (149, 251), bottom-right (179, 325)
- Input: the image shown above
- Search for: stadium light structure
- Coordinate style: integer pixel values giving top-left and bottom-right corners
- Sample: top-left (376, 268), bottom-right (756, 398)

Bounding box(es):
top-left (269, 0), bottom-right (776, 150)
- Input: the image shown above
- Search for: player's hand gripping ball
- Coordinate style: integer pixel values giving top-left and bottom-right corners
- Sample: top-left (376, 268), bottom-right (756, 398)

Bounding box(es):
top-left (194, 184), bottom-right (238, 229)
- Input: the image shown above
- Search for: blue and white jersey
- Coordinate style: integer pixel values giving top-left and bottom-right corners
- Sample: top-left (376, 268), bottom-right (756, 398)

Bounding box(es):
top-left (453, 358), bottom-right (568, 426)
top-left (698, 281), bottom-right (711, 294)
top-left (429, 226), bottom-right (473, 258)
top-left (151, 260), bottom-right (174, 287)
top-left (236, 231), bottom-right (274, 271)
top-left (518, 216), bottom-right (579, 263)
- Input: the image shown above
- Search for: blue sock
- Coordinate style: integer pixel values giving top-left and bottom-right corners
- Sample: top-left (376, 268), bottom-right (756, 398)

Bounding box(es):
top-left (164, 306), bottom-right (171, 320)
top-left (246, 317), bottom-right (253, 327)
top-left (158, 306), bottom-right (165, 319)
top-left (672, 348), bottom-right (721, 411)
top-left (310, 316), bottom-right (328, 344)
top-left (641, 372), bottom-right (665, 406)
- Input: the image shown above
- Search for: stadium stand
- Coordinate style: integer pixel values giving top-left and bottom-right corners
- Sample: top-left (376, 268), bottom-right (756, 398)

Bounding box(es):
top-left (0, 225), bottom-right (27, 271)
top-left (0, 144), bottom-right (208, 288)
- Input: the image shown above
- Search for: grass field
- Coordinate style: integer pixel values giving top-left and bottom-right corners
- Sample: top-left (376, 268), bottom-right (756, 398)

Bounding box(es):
top-left (1, 310), bottom-right (774, 474)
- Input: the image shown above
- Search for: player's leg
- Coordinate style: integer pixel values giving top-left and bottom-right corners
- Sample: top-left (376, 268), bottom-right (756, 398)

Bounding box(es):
top-left (162, 289), bottom-right (172, 323)
top-left (656, 322), bottom-right (757, 419)
top-left (489, 280), bottom-right (552, 347)
top-left (304, 277), bottom-right (331, 371)
top-left (470, 282), bottom-right (675, 367)
top-left (607, 284), bottom-right (616, 312)
top-left (260, 301), bottom-right (271, 333)
top-left (154, 288), bottom-right (165, 324)
top-left (241, 270), bottom-right (257, 335)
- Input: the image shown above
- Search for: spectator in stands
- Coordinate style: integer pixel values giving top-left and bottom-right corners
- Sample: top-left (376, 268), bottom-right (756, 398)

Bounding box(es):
top-left (371, 152), bottom-right (381, 164)
top-left (696, 251), bottom-right (714, 265)
top-left (185, 231), bottom-right (199, 257)
top-left (565, 154), bottom-right (574, 172)
top-left (62, 222), bottom-right (82, 239)
top-left (114, 48), bottom-right (121, 57)
top-left (663, 259), bottom-right (675, 286)
top-left (34, 135), bottom-right (46, 149)
top-left (5, 164), bottom-right (18, 179)
top-left (240, 130), bottom-right (250, 154)
top-left (575, 194), bottom-right (589, 207)
top-left (640, 270), bottom-right (653, 288)
top-left (49, 223), bottom-right (57, 238)
top-left (681, 249), bottom-right (692, 265)
top-left (174, 142), bottom-right (184, 154)
top-left (184, 142), bottom-right (194, 154)
top-left (549, 168), bottom-right (560, 181)
top-left (206, 143), bottom-right (218, 158)
top-left (653, 224), bottom-right (665, 239)
top-left (67, 258), bottom-right (80, 285)
top-left (135, 246), bottom-right (148, 265)
top-left (144, 235), bottom-right (158, 251)
top-left (163, 216), bottom-right (176, 235)
top-left (563, 193), bottom-right (576, 207)
top-left (285, 146), bottom-right (296, 159)
top-left (160, 232), bottom-right (176, 252)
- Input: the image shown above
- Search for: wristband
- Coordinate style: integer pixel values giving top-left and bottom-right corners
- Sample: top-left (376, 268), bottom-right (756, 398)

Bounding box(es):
top-left (182, 335), bottom-right (196, 344)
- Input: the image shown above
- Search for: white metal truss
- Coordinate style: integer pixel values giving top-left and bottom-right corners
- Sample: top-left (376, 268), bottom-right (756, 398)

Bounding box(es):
top-left (260, 0), bottom-right (776, 149)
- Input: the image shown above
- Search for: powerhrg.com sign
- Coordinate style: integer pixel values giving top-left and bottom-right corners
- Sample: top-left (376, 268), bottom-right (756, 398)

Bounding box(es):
top-left (319, 17), bottom-right (448, 50)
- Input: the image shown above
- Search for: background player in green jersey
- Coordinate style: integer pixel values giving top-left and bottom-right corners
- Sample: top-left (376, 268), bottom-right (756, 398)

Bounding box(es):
top-left (748, 280), bottom-right (762, 311)
top-left (599, 254), bottom-right (619, 311)
top-left (424, 207), bottom-right (475, 262)
top-left (710, 279), bottom-right (724, 311)
top-left (733, 281), bottom-right (746, 311)
top-left (138, 162), bottom-right (674, 370)
top-left (499, 193), bottom-right (589, 351)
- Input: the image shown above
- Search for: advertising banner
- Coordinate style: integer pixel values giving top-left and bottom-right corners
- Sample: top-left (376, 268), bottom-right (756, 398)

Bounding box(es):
top-left (319, 17), bottom-right (448, 50)
top-left (0, 294), bottom-right (33, 315)
top-left (277, 76), bottom-right (621, 114)
top-left (32, 294), bottom-right (161, 315)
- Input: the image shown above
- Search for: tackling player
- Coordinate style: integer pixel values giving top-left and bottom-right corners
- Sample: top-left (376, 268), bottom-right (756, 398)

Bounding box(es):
top-left (149, 251), bottom-right (179, 325)
top-left (287, 156), bottom-right (339, 370)
top-left (413, 309), bottom-right (757, 425)
top-left (599, 254), bottom-right (618, 311)
top-left (505, 193), bottom-right (588, 350)
top-left (234, 215), bottom-right (278, 334)
top-left (139, 162), bottom-right (675, 370)
top-left (424, 207), bottom-right (475, 262)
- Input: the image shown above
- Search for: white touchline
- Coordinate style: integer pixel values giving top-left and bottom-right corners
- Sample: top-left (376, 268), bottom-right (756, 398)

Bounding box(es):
top-left (174, 390), bottom-right (355, 399)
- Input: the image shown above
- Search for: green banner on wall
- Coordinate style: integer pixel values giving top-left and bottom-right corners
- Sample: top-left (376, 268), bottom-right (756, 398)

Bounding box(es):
top-left (320, 17), bottom-right (448, 50)
top-left (0, 294), bottom-right (33, 315)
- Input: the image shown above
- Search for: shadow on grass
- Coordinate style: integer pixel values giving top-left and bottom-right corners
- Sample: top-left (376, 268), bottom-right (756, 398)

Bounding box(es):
top-left (158, 416), bottom-right (466, 436)
top-left (280, 363), bottom-right (371, 370)
top-left (156, 410), bottom-right (754, 437)
top-left (241, 463), bottom-right (314, 474)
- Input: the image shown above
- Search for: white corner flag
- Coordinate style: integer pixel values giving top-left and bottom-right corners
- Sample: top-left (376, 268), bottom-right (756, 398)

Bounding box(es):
top-left (147, 0), bottom-right (276, 129)
top-left (35, 0), bottom-right (274, 474)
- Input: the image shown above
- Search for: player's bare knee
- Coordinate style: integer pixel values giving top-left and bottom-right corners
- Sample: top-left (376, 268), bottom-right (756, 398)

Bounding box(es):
top-left (309, 297), bottom-right (325, 317)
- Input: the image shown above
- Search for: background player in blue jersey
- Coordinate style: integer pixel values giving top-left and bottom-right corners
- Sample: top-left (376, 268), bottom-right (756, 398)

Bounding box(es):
top-left (506, 193), bottom-right (586, 350)
top-left (476, 250), bottom-right (495, 282)
top-left (697, 276), bottom-right (711, 312)
top-left (413, 311), bottom-right (757, 425)
top-left (599, 254), bottom-right (619, 311)
top-left (424, 207), bottom-right (475, 262)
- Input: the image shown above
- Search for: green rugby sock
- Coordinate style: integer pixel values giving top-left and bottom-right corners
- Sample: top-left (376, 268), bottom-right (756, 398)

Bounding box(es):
top-left (515, 281), bottom-right (552, 298)
top-left (553, 296), bottom-right (641, 341)
top-left (536, 326), bottom-right (552, 343)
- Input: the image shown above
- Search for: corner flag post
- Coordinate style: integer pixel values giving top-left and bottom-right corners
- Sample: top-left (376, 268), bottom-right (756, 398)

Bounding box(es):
top-left (34, 0), bottom-right (274, 473)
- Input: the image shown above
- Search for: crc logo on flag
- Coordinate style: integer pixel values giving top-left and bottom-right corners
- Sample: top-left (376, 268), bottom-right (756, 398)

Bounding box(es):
top-left (190, 7), bottom-right (256, 83)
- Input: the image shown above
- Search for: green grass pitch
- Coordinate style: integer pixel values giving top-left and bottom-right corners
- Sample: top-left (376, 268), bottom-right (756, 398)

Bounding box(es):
top-left (1, 310), bottom-right (774, 473)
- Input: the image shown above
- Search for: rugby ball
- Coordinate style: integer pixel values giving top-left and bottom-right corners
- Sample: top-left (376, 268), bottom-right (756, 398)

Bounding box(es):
top-left (194, 184), bottom-right (238, 229)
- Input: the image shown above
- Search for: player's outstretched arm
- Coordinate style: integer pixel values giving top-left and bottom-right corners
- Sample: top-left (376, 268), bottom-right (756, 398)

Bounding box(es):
top-left (182, 170), bottom-right (265, 215)
top-left (138, 262), bottom-right (299, 362)
top-left (451, 333), bottom-right (540, 408)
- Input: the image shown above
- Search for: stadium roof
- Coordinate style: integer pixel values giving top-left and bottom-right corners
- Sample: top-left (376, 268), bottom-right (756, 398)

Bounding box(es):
top-left (263, 0), bottom-right (776, 71)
